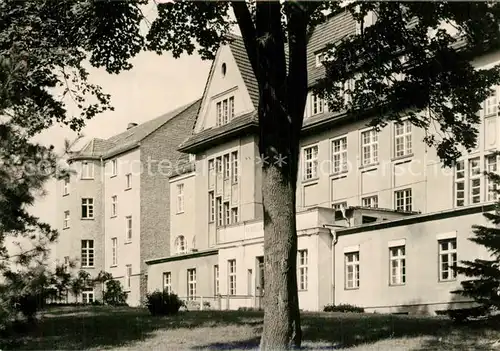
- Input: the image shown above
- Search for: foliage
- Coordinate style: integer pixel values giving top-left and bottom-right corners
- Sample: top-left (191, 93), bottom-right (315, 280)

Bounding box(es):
top-left (323, 304), bottom-right (365, 313)
top-left (145, 290), bottom-right (184, 316)
top-left (102, 280), bottom-right (128, 307)
top-left (70, 270), bottom-right (93, 303)
top-left (453, 163), bottom-right (500, 316)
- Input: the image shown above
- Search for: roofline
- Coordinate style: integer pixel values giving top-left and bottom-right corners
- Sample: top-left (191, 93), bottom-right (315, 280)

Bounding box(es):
top-left (337, 202), bottom-right (495, 236)
top-left (145, 249), bottom-right (218, 265)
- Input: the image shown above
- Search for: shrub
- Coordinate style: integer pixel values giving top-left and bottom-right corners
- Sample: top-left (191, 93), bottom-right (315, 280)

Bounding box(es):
top-left (103, 280), bottom-right (128, 306)
top-left (145, 290), bottom-right (184, 316)
top-left (323, 303), bottom-right (364, 313)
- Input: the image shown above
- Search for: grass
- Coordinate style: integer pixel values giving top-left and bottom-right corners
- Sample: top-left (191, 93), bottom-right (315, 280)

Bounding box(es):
top-left (1, 306), bottom-right (499, 350)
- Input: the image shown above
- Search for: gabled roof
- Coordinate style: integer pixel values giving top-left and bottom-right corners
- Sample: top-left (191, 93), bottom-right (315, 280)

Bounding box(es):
top-left (70, 99), bottom-right (201, 161)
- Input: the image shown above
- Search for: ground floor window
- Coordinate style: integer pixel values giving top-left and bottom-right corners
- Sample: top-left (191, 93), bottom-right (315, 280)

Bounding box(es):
top-left (187, 268), bottom-right (196, 300)
top-left (82, 288), bottom-right (94, 304)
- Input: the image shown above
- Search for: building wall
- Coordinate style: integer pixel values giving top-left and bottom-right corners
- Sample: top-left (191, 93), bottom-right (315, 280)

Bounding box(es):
top-left (334, 207), bottom-right (492, 314)
top-left (170, 172), bottom-right (196, 254)
top-left (103, 148), bottom-right (141, 306)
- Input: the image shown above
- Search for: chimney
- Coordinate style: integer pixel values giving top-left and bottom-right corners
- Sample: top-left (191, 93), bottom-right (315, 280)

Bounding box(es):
top-left (127, 122), bottom-right (138, 130)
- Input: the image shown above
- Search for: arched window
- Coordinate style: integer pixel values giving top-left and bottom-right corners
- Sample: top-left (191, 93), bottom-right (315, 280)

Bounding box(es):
top-left (175, 235), bottom-right (186, 254)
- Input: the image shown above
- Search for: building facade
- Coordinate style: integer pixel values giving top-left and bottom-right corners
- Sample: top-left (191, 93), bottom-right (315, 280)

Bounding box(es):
top-left (146, 10), bottom-right (500, 314)
top-left (56, 100), bottom-right (200, 306)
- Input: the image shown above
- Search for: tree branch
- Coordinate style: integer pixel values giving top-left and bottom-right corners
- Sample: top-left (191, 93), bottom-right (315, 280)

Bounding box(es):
top-left (231, 1), bottom-right (259, 77)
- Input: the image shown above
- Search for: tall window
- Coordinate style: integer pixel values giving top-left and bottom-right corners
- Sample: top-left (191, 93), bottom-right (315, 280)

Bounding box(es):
top-left (228, 259), bottom-right (236, 295)
top-left (394, 120), bottom-right (412, 157)
top-left (231, 151), bottom-right (239, 183)
top-left (111, 237), bottom-right (118, 266)
top-left (231, 207), bottom-right (239, 224)
top-left (126, 216), bottom-right (132, 241)
top-left (469, 157), bottom-right (481, 204)
top-left (208, 191), bottom-right (215, 222)
top-left (303, 145), bottom-right (318, 180)
top-left (126, 265), bottom-right (132, 290)
top-left (484, 88), bottom-right (498, 117)
top-left (223, 154), bottom-right (230, 179)
top-left (81, 161), bottom-right (94, 179)
top-left (126, 173), bottom-right (132, 189)
top-left (81, 240), bottom-right (94, 268)
top-left (311, 94), bottom-right (324, 115)
top-left (395, 189), bottom-right (412, 212)
top-left (389, 246), bottom-right (406, 285)
top-left (175, 236), bottom-right (186, 254)
top-left (345, 252), bottom-right (360, 289)
top-left (455, 161), bottom-right (465, 207)
top-left (362, 195), bottom-right (378, 208)
top-left (63, 211), bottom-right (70, 229)
top-left (486, 155), bottom-right (498, 201)
top-left (216, 157), bottom-right (222, 174)
top-left (361, 129), bottom-right (378, 165)
top-left (216, 101), bottom-right (222, 126)
top-left (111, 195), bottom-right (117, 217)
top-left (216, 96), bottom-right (235, 126)
top-left (82, 288), bottom-right (94, 304)
top-left (81, 198), bottom-right (94, 219)
top-left (163, 272), bottom-right (172, 294)
top-left (331, 137), bottom-right (348, 174)
top-left (187, 268), bottom-right (197, 300)
top-left (298, 250), bottom-right (308, 290)
top-left (214, 265), bottom-right (220, 296)
top-left (229, 96), bottom-right (234, 121)
top-left (216, 196), bottom-right (223, 226)
top-left (63, 177), bottom-right (69, 196)
top-left (111, 159), bottom-right (117, 176)
top-left (224, 202), bottom-right (230, 225)
top-left (439, 239), bottom-right (457, 281)
top-left (176, 184), bottom-right (184, 213)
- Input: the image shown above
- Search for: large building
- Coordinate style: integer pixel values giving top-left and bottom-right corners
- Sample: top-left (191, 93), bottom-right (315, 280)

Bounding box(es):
top-left (145, 10), bottom-right (499, 314)
top-left (56, 100), bottom-right (200, 306)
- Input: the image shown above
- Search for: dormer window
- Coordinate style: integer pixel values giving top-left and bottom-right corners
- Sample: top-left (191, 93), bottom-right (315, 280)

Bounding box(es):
top-left (216, 96), bottom-right (235, 126)
top-left (315, 52), bottom-right (326, 68)
top-left (311, 94), bottom-right (324, 116)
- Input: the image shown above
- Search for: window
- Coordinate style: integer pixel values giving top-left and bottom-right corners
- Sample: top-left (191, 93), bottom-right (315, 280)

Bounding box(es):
top-left (331, 137), bottom-right (348, 174)
top-left (126, 173), bottom-right (132, 189)
top-left (175, 235), bottom-right (186, 254)
top-left (298, 250), bottom-right (308, 290)
top-left (362, 195), bottom-right (378, 208)
top-left (208, 191), bottom-right (215, 222)
top-left (81, 161), bottom-right (94, 179)
top-left (223, 154), bottom-right (230, 179)
top-left (214, 265), bottom-right (219, 296)
top-left (81, 240), bottom-right (94, 268)
top-left (394, 120), bottom-right (412, 157)
top-left (111, 159), bottom-right (117, 177)
top-left (126, 216), bottom-right (132, 241)
top-left (486, 155), bottom-right (498, 201)
top-left (469, 157), bottom-right (481, 204)
top-left (216, 196), bottom-right (223, 226)
top-left (231, 207), bottom-right (239, 224)
top-left (389, 246), bottom-right (406, 285)
top-left (82, 288), bottom-right (94, 304)
top-left (303, 145), bottom-right (318, 180)
top-left (216, 157), bottom-right (222, 174)
top-left (81, 198), bottom-right (94, 219)
top-left (187, 268), bottom-right (196, 300)
top-left (315, 52), bottom-right (325, 67)
top-left (224, 202), bottom-right (230, 225)
top-left (231, 151), bottom-right (239, 183)
top-left (111, 238), bottom-right (118, 266)
top-left (126, 264), bottom-right (132, 290)
top-left (484, 87), bottom-right (498, 117)
top-left (176, 184), bottom-right (184, 213)
top-left (455, 161), bottom-right (465, 207)
top-left (345, 252), bottom-right (360, 289)
top-left (332, 201), bottom-right (347, 211)
top-left (216, 96), bottom-right (234, 126)
top-left (311, 94), bottom-right (324, 115)
top-left (63, 211), bottom-right (70, 229)
top-left (63, 177), bottom-right (69, 196)
top-left (228, 259), bottom-right (236, 295)
top-left (111, 195), bottom-right (117, 217)
top-left (361, 129), bottom-right (378, 165)
top-left (395, 189), bottom-right (412, 212)
top-left (439, 239), bottom-right (457, 281)
top-left (163, 272), bottom-right (172, 294)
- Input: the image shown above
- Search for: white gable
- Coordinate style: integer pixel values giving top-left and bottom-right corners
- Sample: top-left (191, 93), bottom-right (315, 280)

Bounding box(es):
top-left (194, 44), bottom-right (255, 133)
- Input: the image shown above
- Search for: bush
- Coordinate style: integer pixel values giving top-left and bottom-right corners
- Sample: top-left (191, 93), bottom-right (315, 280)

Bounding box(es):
top-left (323, 303), bottom-right (365, 313)
top-left (145, 290), bottom-right (184, 316)
top-left (103, 280), bottom-right (128, 306)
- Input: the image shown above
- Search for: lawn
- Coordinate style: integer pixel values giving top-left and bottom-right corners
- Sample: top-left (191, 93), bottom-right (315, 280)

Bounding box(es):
top-left (1, 306), bottom-right (499, 350)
